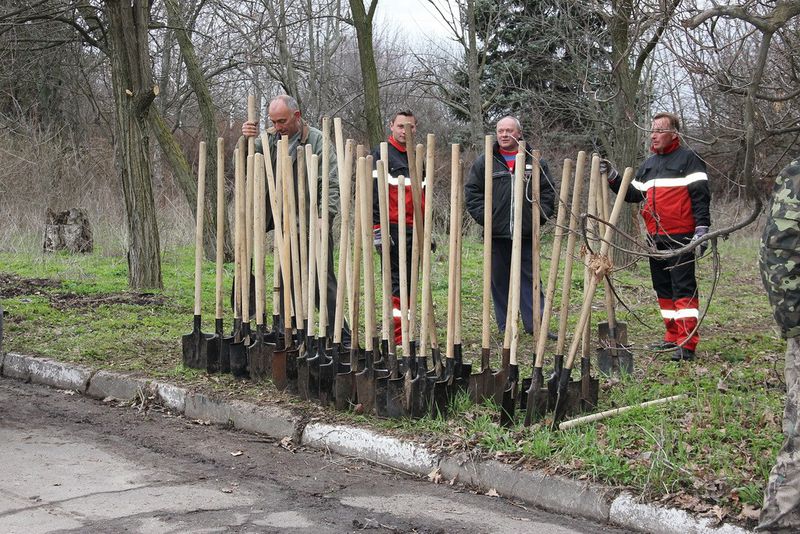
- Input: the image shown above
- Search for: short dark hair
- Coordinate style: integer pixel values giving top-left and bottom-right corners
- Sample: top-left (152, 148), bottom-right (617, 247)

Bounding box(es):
top-left (653, 112), bottom-right (680, 132)
top-left (390, 110), bottom-right (415, 125)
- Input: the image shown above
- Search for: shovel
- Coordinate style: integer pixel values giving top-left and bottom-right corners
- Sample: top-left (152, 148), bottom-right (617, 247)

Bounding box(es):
top-left (311, 119), bottom-right (334, 402)
top-left (360, 155), bottom-right (387, 413)
top-left (262, 137), bottom-right (290, 389)
top-left (432, 144), bottom-right (464, 418)
top-left (182, 141), bottom-right (219, 371)
top-left (551, 167), bottom-right (634, 428)
top-left (391, 172), bottom-right (421, 417)
top-left (577, 155), bottom-right (602, 412)
top-left (499, 147), bottom-right (527, 427)
top-left (229, 151), bottom-right (254, 379)
top-left (596, 158), bottom-right (633, 376)
top-left (546, 151), bottom-right (587, 408)
top-left (214, 137), bottom-right (231, 374)
top-left (523, 157), bottom-right (573, 425)
top-left (330, 128), bottom-right (356, 409)
top-left (246, 153), bottom-right (271, 380)
top-left (296, 148), bottom-right (316, 400)
top-left (375, 151), bottom-right (401, 417)
top-left (336, 151), bottom-right (363, 411)
top-left (468, 135), bottom-right (500, 404)
top-left (355, 156), bottom-right (387, 414)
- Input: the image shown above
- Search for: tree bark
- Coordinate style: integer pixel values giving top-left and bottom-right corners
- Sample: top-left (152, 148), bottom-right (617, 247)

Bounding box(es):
top-left (348, 0), bottom-right (383, 147)
top-left (466, 0), bottom-right (483, 149)
top-left (106, 0), bottom-right (163, 289)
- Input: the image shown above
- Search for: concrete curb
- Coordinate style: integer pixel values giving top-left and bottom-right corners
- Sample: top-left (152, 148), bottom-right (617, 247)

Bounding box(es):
top-left (0, 352), bottom-right (753, 534)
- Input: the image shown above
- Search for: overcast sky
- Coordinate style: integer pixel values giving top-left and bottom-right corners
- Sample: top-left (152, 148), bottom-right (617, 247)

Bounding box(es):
top-left (375, 0), bottom-right (456, 44)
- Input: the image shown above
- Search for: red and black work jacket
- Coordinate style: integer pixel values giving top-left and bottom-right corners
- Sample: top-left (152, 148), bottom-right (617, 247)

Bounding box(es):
top-left (371, 136), bottom-right (426, 229)
top-left (610, 145), bottom-right (710, 239)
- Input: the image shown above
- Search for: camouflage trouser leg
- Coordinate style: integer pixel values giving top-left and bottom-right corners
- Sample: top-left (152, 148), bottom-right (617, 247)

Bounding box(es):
top-left (758, 336), bottom-right (800, 532)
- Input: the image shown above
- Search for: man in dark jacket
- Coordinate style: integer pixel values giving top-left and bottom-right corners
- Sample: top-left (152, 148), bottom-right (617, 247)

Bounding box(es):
top-left (604, 112), bottom-right (711, 361)
top-left (371, 110), bottom-right (424, 345)
top-left (758, 155), bottom-right (800, 532)
top-left (464, 116), bottom-right (556, 335)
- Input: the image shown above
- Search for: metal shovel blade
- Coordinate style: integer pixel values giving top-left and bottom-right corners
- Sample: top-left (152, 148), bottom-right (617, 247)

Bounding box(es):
top-left (580, 356), bottom-right (600, 412)
top-left (247, 324), bottom-right (272, 381)
top-left (468, 349), bottom-right (495, 404)
top-left (182, 315), bottom-right (215, 370)
top-left (500, 364), bottom-right (519, 427)
top-left (385, 373), bottom-right (407, 418)
top-left (334, 367), bottom-right (355, 411)
top-left (523, 367), bottom-right (549, 426)
top-left (228, 323), bottom-right (250, 379)
top-left (216, 319), bottom-right (232, 374)
top-left (597, 321), bottom-right (632, 375)
top-left (546, 354), bottom-right (564, 411)
top-left (551, 367), bottom-right (573, 429)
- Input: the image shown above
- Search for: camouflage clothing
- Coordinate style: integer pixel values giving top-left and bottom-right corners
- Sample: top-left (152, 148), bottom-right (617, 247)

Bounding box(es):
top-left (761, 157), bottom-right (800, 339)
top-left (758, 156), bottom-right (800, 532)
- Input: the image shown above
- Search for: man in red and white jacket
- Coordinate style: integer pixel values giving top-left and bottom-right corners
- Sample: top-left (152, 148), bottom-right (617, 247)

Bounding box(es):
top-left (371, 110), bottom-right (426, 345)
top-left (604, 112), bottom-right (711, 361)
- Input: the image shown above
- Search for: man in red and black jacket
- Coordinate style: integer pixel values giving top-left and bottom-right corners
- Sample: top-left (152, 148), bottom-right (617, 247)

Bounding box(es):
top-left (371, 110), bottom-right (425, 344)
top-left (604, 112), bottom-right (711, 361)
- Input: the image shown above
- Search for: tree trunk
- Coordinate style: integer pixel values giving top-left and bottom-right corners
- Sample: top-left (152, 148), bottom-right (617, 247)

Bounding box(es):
top-left (349, 0), bottom-right (383, 147)
top-left (163, 0), bottom-right (230, 261)
top-left (466, 0), bottom-right (483, 150)
top-left (106, 0), bottom-right (163, 289)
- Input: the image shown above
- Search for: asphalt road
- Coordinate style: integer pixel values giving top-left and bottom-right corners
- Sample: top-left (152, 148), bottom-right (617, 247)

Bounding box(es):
top-left (0, 378), bottom-right (632, 533)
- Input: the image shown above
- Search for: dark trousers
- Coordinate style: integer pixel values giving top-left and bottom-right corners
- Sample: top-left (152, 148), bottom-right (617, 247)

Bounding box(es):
top-left (491, 238), bottom-right (544, 335)
top-left (649, 236), bottom-right (699, 350)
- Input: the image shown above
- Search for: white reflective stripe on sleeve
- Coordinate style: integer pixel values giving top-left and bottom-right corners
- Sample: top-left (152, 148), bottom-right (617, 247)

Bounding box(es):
top-left (372, 169), bottom-right (379, 179)
top-left (392, 308), bottom-right (403, 317)
top-left (631, 171), bottom-right (709, 192)
top-left (674, 308), bottom-right (699, 319)
top-left (660, 309), bottom-right (676, 319)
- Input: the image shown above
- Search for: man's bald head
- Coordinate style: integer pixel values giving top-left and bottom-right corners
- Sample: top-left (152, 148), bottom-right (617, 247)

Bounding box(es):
top-left (268, 95), bottom-right (302, 138)
top-left (496, 116), bottom-right (522, 151)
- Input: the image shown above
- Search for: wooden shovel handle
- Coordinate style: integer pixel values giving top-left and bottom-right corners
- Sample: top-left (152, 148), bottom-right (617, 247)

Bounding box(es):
top-left (507, 146), bottom-right (526, 366)
top-left (531, 150), bottom-right (542, 342)
top-left (556, 151), bottom-right (586, 354)
top-left (193, 141), bottom-right (207, 316)
top-left (317, 117), bottom-right (331, 333)
top-left (232, 138), bottom-right (245, 321)
top-left (361, 156), bottom-right (376, 351)
top-left (445, 144), bottom-right (460, 360)
top-left (349, 150), bottom-right (363, 349)
top-left (333, 136), bottom-right (353, 344)
top-left (419, 134), bottom-right (436, 358)
top-left (286, 148), bottom-right (305, 332)
top-left (215, 138), bottom-right (225, 321)
top-left (481, 135), bottom-right (494, 351)
top-left (297, 145), bottom-right (308, 316)
top-left (564, 167), bottom-right (634, 370)
top-left (376, 144), bottom-right (393, 345)
top-left (398, 172), bottom-right (410, 355)
top-left (581, 153), bottom-right (600, 358)
top-left (305, 147), bottom-right (318, 339)
top-left (595, 154), bottom-right (617, 332)
top-left (253, 153), bottom-right (266, 325)
top-left (534, 158), bottom-right (573, 367)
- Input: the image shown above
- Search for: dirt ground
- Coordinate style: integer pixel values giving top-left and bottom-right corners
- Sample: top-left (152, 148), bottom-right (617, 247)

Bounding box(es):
top-left (0, 378), bottom-right (628, 534)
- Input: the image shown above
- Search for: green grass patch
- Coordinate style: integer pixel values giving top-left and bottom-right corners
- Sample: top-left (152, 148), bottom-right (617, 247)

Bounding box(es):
top-left (0, 232), bottom-right (784, 527)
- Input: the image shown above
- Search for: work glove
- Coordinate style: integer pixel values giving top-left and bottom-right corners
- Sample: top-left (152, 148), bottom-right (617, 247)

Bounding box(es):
top-left (599, 159), bottom-right (619, 182)
top-left (691, 226), bottom-right (709, 258)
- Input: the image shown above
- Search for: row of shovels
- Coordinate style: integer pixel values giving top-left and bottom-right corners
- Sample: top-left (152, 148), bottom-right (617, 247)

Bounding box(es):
top-left (183, 99), bottom-right (635, 427)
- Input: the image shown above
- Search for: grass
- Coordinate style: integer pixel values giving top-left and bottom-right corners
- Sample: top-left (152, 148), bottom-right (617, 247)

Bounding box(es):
top-left (0, 226), bottom-right (785, 528)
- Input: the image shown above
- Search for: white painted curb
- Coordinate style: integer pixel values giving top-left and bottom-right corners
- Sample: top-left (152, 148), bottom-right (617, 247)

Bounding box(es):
top-left (610, 493), bottom-right (752, 534)
top-left (302, 422), bottom-right (438, 476)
